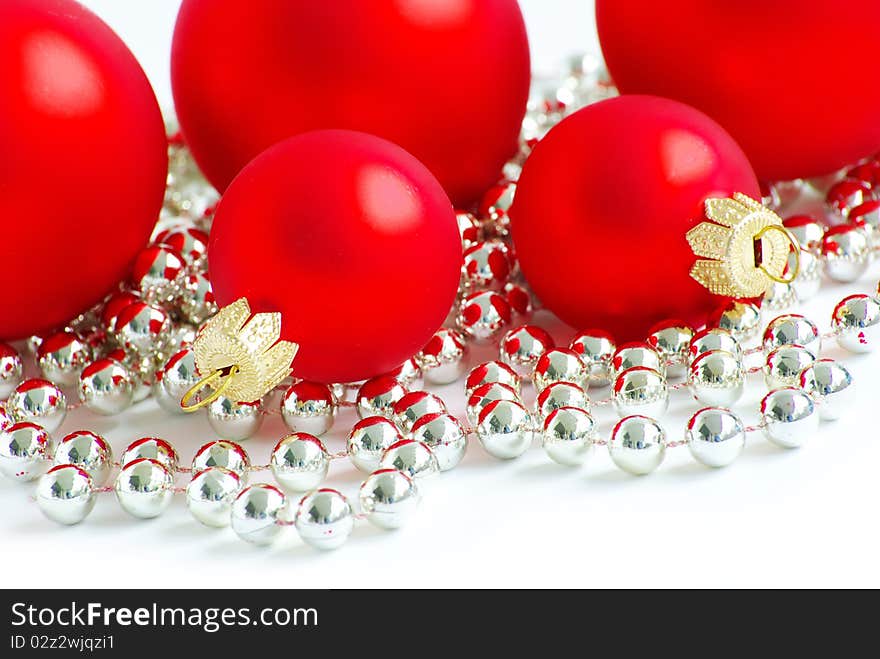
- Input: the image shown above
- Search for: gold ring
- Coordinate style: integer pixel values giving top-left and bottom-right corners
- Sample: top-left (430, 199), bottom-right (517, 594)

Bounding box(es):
top-left (754, 224), bottom-right (801, 285)
top-left (180, 365), bottom-right (240, 412)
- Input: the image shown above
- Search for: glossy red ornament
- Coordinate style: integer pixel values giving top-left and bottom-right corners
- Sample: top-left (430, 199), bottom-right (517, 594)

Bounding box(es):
top-left (209, 130), bottom-right (462, 384)
top-left (171, 0), bottom-right (530, 206)
top-left (596, 0), bottom-right (880, 182)
top-left (510, 96), bottom-right (760, 340)
top-left (0, 0), bottom-right (167, 341)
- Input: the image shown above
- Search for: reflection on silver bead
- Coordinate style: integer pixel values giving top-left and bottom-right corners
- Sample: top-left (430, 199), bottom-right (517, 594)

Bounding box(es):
top-left (686, 408), bottom-right (745, 468)
top-left (465, 361), bottom-right (521, 395)
top-left (192, 440), bottom-right (250, 478)
top-left (0, 423), bottom-right (52, 481)
top-left (542, 407), bottom-right (595, 466)
top-left (613, 367), bottom-right (669, 419)
top-left (359, 469), bottom-right (420, 530)
top-left (783, 215), bottom-right (825, 253)
top-left (37, 465), bottom-right (95, 525)
top-left (409, 413), bottom-right (467, 471)
top-left (207, 397), bottom-right (264, 442)
top-left (356, 375), bottom-right (407, 420)
top-left (180, 272), bottom-right (218, 325)
top-left (7, 379), bottom-right (67, 433)
top-left (535, 382), bottom-right (589, 422)
top-left (419, 328), bottom-right (468, 385)
top-left (457, 291), bottom-right (511, 341)
top-left (295, 488), bottom-right (354, 551)
top-left (687, 350), bottom-right (744, 407)
top-left (832, 294), bottom-right (880, 353)
top-left (270, 434), bottom-right (329, 492)
top-left (37, 332), bottom-right (91, 387)
top-left (799, 359), bottom-right (854, 421)
top-left (280, 381), bottom-right (336, 436)
top-left (392, 391), bottom-right (447, 432)
top-left (54, 430), bottom-right (113, 486)
top-left (822, 225), bottom-right (871, 283)
top-left (533, 348), bottom-right (587, 392)
top-left (157, 349), bottom-right (199, 414)
top-left (114, 301), bottom-right (171, 356)
top-left (379, 439), bottom-right (439, 480)
top-left (500, 325), bottom-right (554, 376)
top-left (570, 330), bottom-right (615, 387)
top-left (78, 358), bottom-right (134, 416)
top-left (186, 467), bottom-right (242, 528)
top-left (348, 417), bottom-right (402, 473)
top-left (0, 404), bottom-right (11, 432)
top-left (763, 280), bottom-right (798, 311)
top-left (462, 240), bottom-right (514, 291)
top-left (0, 343), bottom-right (23, 399)
top-left (792, 251), bottom-right (822, 302)
top-left (131, 245), bottom-right (186, 303)
top-left (114, 458), bottom-right (174, 519)
top-left (710, 301), bottom-right (762, 343)
top-left (689, 328), bottom-right (741, 363)
top-left (612, 343), bottom-right (665, 378)
top-left (121, 437), bottom-right (178, 473)
top-left (476, 399), bottom-right (535, 460)
top-left (761, 388), bottom-right (819, 449)
top-left (763, 314), bottom-right (821, 355)
top-left (647, 321), bottom-right (693, 378)
top-left (456, 211), bottom-right (482, 250)
top-left (466, 382), bottom-right (520, 427)
top-left (609, 416), bottom-right (666, 475)
top-left (385, 358), bottom-right (423, 389)
top-left (765, 345), bottom-right (816, 389)
top-left (231, 484), bottom-right (287, 545)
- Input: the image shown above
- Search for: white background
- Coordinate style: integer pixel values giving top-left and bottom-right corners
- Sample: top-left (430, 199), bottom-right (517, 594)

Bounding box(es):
top-left (3, 1), bottom-right (879, 589)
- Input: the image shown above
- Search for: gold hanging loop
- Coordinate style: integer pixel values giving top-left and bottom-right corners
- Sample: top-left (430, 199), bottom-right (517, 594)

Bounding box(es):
top-left (180, 365), bottom-right (241, 413)
top-left (754, 224), bottom-right (801, 285)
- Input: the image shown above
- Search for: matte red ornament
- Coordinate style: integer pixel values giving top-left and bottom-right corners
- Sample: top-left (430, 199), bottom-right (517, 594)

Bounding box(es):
top-left (171, 0), bottom-right (530, 206)
top-left (510, 96), bottom-right (760, 340)
top-left (596, 0), bottom-right (880, 182)
top-left (209, 130), bottom-right (462, 384)
top-left (0, 0), bottom-right (167, 341)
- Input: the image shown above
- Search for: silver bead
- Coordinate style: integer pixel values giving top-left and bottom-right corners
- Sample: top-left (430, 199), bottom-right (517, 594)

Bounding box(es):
top-left (456, 211), bottom-right (482, 250)
top-left (36, 465), bottom-right (95, 525)
top-left (832, 294), bottom-right (880, 353)
top-left (207, 397), bottom-right (264, 442)
top-left (359, 469), bottom-right (420, 530)
top-left (0, 404), bottom-right (11, 432)
top-left (385, 357), bottom-right (423, 389)
top-left (465, 361), bottom-right (521, 395)
top-left (825, 179), bottom-right (873, 220)
top-left (280, 381), bottom-right (337, 436)
top-left (54, 430), bottom-right (113, 486)
top-left (0, 423), bottom-right (52, 482)
top-left (763, 314), bottom-right (822, 355)
top-left (783, 215), bottom-right (825, 253)
top-left (37, 331), bottom-right (91, 386)
top-left (609, 416), bottom-right (666, 475)
top-left (763, 280), bottom-right (797, 311)
top-left (570, 330), bottom-right (615, 387)
top-left (647, 321), bottom-right (693, 378)
top-left (476, 399), bottom-right (535, 460)
top-left (462, 240), bottom-right (514, 291)
top-left (792, 251), bottom-right (822, 302)
top-left (348, 416), bottom-right (402, 473)
top-left (409, 413), bottom-right (467, 471)
top-left (270, 433), bottom-right (330, 492)
top-left (764, 345), bottom-right (816, 389)
top-left (121, 437), bottom-right (178, 473)
top-left (533, 348), bottom-right (588, 392)
top-left (761, 387), bottom-right (819, 449)
top-left (710, 301), bottom-right (762, 343)
top-left (155, 348), bottom-right (199, 414)
top-left (687, 350), bottom-right (744, 407)
top-left (180, 272), bottom-right (218, 325)
top-left (457, 291), bottom-right (511, 341)
top-left (192, 440), bottom-right (250, 478)
top-left (612, 367), bottom-right (669, 419)
top-left (504, 282), bottom-right (534, 320)
top-left (114, 458), bottom-right (174, 519)
top-left (356, 375), bottom-right (407, 420)
top-left (419, 328), bottom-right (468, 385)
top-left (850, 199), bottom-right (880, 248)
top-left (466, 382), bottom-right (520, 427)
top-left (114, 301), bottom-right (171, 356)
top-left (689, 328), bottom-right (742, 363)
top-left (392, 391), bottom-right (447, 432)
top-left (186, 467), bottom-right (243, 528)
top-left (799, 359), bottom-right (854, 421)
top-left (500, 325), bottom-right (554, 377)
top-left (612, 342), bottom-right (665, 378)
top-left (7, 379), bottom-right (67, 434)
top-left (535, 382), bottom-right (589, 422)
top-left (78, 358), bottom-right (134, 416)
top-left (295, 488), bottom-right (354, 551)
top-left (0, 343), bottom-right (23, 399)
top-left (686, 408), bottom-right (746, 468)
top-left (131, 244), bottom-right (186, 303)
top-left (154, 225), bottom-right (209, 266)
top-left (379, 439), bottom-right (439, 480)
top-left (231, 483), bottom-right (287, 545)
top-left (542, 407), bottom-right (596, 466)
top-left (822, 225), bottom-right (871, 283)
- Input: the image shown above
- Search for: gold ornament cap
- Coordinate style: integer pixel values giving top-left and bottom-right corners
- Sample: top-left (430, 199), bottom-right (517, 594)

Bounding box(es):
top-left (180, 298), bottom-right (298, 411)
top-left (687, 193), bottom-right (801, 299)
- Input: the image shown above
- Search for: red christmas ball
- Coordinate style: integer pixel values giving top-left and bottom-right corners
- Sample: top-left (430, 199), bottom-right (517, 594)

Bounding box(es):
top-left (596, 0), bottom-right (880, 182)
top-left (0, 0), bottom-right (167, 341)
top-left (171, 0), bottom-right (530, 206)
top-left (510, 96), bottom-right (760, 340)
top-left (209, 130), bottom-right (462, 383)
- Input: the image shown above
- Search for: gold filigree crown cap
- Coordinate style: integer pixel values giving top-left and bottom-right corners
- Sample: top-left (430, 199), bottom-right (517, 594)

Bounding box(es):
top-left (180, 298), bottom-right (299, 412)
top-left (687, 193), bottom-right (801, 299)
